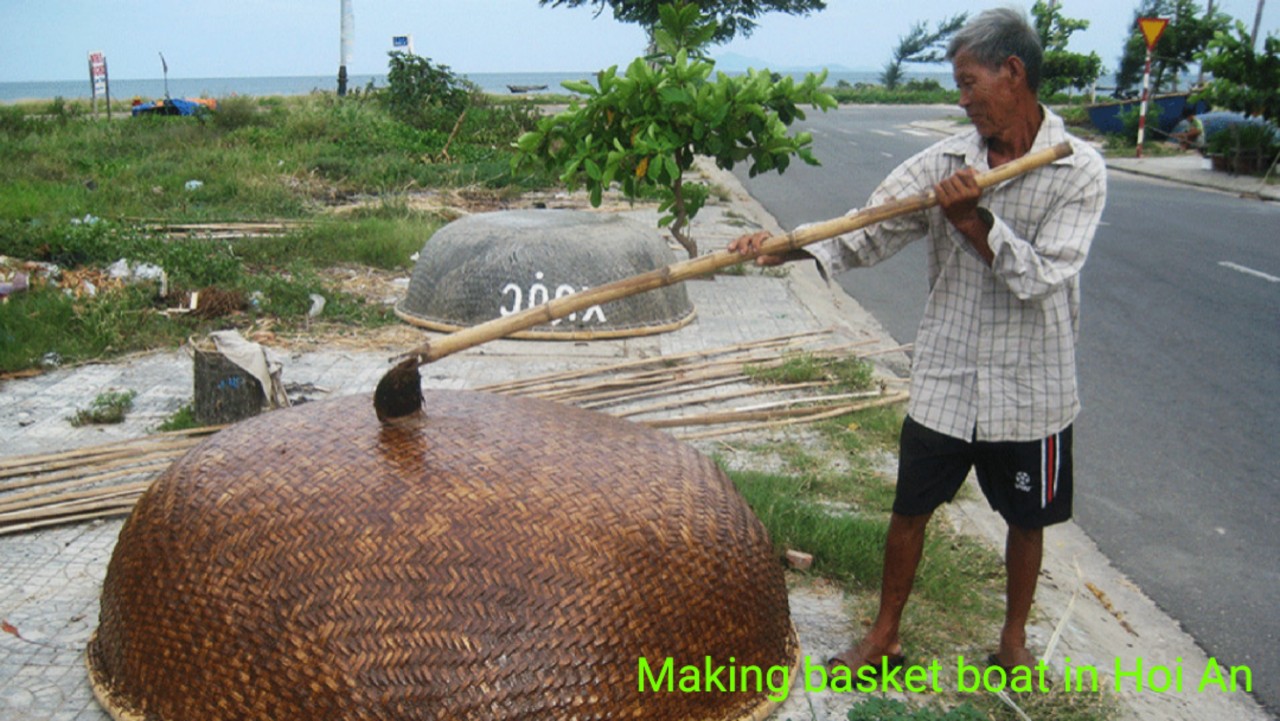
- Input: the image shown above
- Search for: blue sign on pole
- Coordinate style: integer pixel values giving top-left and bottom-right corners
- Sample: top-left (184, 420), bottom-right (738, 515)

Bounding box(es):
top-left (392, 35), bottom-right (413, 54)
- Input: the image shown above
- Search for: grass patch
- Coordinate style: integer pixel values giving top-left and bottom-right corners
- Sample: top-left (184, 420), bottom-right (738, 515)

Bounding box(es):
top-left (68, 389), bottom-right (137, 426)
top-left (154, 404), bottom-right (204, 432)
top-left (0, 285), bottom-right (189, 372)
top-left (745, 351), bottom-right (875, 392)
top-left (730, 469), bottom-right (888, 586)
top-left (0, 89), bottom-right (550, 372)
top-left (847, 698), bottom-right (988, 721)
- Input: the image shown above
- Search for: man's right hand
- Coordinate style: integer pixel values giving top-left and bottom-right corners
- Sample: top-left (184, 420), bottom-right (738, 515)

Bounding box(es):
top-left (728, 231), bottom-right (789, 267)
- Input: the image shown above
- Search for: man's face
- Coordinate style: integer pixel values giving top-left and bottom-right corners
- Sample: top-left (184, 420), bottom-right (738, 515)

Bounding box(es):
top-left (952, 49), bottom-right (1021, 141)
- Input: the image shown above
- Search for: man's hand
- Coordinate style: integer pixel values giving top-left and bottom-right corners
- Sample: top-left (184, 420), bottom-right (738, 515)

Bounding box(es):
top-left (935, 168), bottom-right (994, 264)
top-left (728, 230), bottom-right (789, 267)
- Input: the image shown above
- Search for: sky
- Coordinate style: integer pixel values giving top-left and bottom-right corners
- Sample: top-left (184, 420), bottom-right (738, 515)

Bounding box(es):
top-left (1, 0), bottom-right (1276, 83)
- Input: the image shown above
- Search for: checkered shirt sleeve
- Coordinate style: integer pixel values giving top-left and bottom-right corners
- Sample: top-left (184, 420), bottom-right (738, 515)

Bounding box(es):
top-left (807, 109), bottom-right (1108, 442)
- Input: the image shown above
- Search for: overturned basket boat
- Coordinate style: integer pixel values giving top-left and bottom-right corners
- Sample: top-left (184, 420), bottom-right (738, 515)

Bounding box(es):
top-left (87, 390), bottom-right (798, 720)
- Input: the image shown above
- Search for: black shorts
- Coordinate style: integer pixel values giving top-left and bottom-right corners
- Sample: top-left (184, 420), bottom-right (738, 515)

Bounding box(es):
top-left (894, 416), bottom-right (1073, 528)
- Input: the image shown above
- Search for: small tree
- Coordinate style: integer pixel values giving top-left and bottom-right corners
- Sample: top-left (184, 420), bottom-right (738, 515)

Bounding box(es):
top-left (1032, 1), bottom-right (1103, 96)
top-left (383, 52), bottom-right (472, 131)
top-left (538, 0), bottom-right (826, 43)
top-left (879, 15), bottom-right (968, 90)
top-left (1197, 22), bottom-right (1280, 124)
top-left (515, 2), bottom-right (835, 258)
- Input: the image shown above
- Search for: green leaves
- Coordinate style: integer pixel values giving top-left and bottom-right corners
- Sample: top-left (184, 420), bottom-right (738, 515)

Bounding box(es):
top-left (1197, 22), bottom-right (1280, 125)
top-left (512, 2), bottom-right (833, 257)
top-left (1032, 1), bottom-right (1102, 95)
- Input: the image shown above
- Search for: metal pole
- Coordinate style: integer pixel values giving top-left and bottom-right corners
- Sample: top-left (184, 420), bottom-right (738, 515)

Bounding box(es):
top-left (1251, 0), bottom-right (1266, 48)
top-left (1138, 47), bottom-right (1153, 158)
top-left (105, 58), bottom-right (112, 120)
top-left (1198, 0), bottom-right (1216, 87)
top-left (89, 54), bottom-right (97, 118)
top-left (338, 0), bottom-right (353, 96)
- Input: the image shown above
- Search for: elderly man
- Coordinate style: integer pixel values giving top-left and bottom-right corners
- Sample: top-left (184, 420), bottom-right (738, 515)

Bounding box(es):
top-left (730, 8), bottom-right (1107, 672)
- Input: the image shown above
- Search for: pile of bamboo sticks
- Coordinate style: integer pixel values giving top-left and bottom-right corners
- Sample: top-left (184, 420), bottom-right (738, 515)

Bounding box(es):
top-left (0, 329), bottom-right (908, 536)
top-left (0, 427), bottom-right (224, 537)
top-left (477, 328), bottom-right (910, 441)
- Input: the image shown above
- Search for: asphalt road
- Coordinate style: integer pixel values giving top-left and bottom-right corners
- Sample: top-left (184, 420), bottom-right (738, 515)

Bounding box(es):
top-left (732, 104), bottom-right (1280, 715)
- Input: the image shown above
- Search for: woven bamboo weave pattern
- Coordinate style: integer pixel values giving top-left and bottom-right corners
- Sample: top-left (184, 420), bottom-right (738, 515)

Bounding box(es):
top-left (88, 390), bottom-right (797, 720)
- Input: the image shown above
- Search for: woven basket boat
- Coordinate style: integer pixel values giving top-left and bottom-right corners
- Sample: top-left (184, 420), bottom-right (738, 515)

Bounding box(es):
top-left (88, 390), bottom-right (798, 720)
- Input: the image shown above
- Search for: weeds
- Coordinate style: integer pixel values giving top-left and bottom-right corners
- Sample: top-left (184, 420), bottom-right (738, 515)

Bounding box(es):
top-left (155, 404), bottom-right (202, 432)
top-left (847, 698), bottom-right (987, 721)
top-left (68, 390), bottom-right (137, 426)
top-left (745, 351), bottom-right (875, 392)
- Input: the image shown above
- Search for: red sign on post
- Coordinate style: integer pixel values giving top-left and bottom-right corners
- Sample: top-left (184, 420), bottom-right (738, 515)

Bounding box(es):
top-left (89, 52), bottom-right (107, 94)
top-left (88, 51), bottom-right (110, 118)
top-left (1138, 17), bottom-right (1169, 50)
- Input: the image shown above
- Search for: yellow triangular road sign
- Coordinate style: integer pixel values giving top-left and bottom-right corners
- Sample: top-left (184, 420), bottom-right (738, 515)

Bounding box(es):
top-left (1139, 17), bottom-right (1170, 50)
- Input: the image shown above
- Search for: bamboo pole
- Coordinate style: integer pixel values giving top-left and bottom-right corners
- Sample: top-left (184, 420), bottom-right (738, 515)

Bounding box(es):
top-left (675, 393), bottom-right (910, 441)
top-left (0, 450), bottom-right (186, 497)
top-left (578, 375), bottom-right (750, 411)
top-left (0, 479), bottom-right (155, 516)
top-left (0, 426), bottom-right (220, 472)
top-left (391, 144), bottom-right (1071, 370)
top-left (615, 381), bottom-right (828, 418)
top-left (476, 328), bottom-right (833, 395)
top-left (0, 506), bottom-right (135, 537)
top-left (640, 396), bottom-right (894, 429)
top-left (0, 482), bottom-right (151, 521)
top-left (525, 348), bottom-right (796, 403)
top-left (733, 389), bottom-right (882, 413)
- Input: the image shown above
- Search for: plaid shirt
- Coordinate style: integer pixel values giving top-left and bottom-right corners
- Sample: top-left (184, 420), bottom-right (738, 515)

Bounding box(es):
top-left (808, 108), bottom-right (1107, 442)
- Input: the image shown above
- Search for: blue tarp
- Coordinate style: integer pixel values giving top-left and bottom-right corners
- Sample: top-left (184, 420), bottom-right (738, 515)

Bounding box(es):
top-left (131, 98), bottom-right (216, 117)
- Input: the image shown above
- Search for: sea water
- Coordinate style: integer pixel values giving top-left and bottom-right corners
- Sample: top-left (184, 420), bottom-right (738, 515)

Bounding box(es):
top-left (0, 70), bottom-right (957, 104)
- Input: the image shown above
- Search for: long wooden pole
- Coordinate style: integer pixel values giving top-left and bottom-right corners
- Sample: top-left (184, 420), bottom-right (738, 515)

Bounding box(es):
top-left (394, 142), bottom-right (1072, 369)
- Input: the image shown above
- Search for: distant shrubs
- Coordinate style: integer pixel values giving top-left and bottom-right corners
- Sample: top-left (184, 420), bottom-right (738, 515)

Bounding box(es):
top-left (827, 81), bottom-right (959, 105)
top-left (0, 105), bottom-right (34, 136)
top-left (211, 95), bottom-right (261, 131)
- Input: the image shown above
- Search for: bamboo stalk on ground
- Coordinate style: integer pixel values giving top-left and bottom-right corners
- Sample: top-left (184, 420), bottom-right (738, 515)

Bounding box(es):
top-left (615, 381), bottom-right (828, 418)
top-left (0, 448), bottom-right (195, 495)
top-left (0, 426), bottom-right (221, 473)
top-left (0, 506), bottom-right (138, 537)
top-left (578, 375), bottom-right (752, 411)
top-left (640, 397), bottom-right (891, 429)
top-left (675, 393), bottom-right (910, 441)
top-left (0, 482), bottom-right (152, 522)
top-left (732, 389), bottom-right (883, 413)
top-left (476, 328), bottom-right (833, 395)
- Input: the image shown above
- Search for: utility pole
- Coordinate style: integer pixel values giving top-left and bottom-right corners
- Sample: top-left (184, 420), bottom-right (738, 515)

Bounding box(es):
top-left (1251, 0), bottom-right (1266, 49)
top-left (338, 0), bottom-right (353, 96)
top-left (1197, 0), bottom-right (1215, 87)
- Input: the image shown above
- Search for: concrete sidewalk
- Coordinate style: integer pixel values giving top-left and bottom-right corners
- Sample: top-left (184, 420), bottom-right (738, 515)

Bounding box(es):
top-left (0, 159), bottom-right (1271, 721)
top-left (1108, 151), bottom-right (1280, 201)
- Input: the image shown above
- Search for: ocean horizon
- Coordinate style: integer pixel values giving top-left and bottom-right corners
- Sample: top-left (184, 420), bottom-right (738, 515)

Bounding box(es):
top-left (0, 69), bottom-right (960, 104)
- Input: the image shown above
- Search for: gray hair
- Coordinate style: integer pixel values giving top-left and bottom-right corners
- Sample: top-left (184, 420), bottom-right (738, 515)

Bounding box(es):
top-left (946, 7), bottom-right (1043, 92)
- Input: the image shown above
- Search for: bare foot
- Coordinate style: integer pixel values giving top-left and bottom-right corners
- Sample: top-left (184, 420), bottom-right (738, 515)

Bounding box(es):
top-left (828, 638), bottom-right (905, 672)
top-left (988, 646), bottom-right (1037, 671)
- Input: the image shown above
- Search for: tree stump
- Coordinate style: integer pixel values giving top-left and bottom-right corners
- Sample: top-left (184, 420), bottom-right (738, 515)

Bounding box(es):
top-left (193, 346), bottom-right (264, 425)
